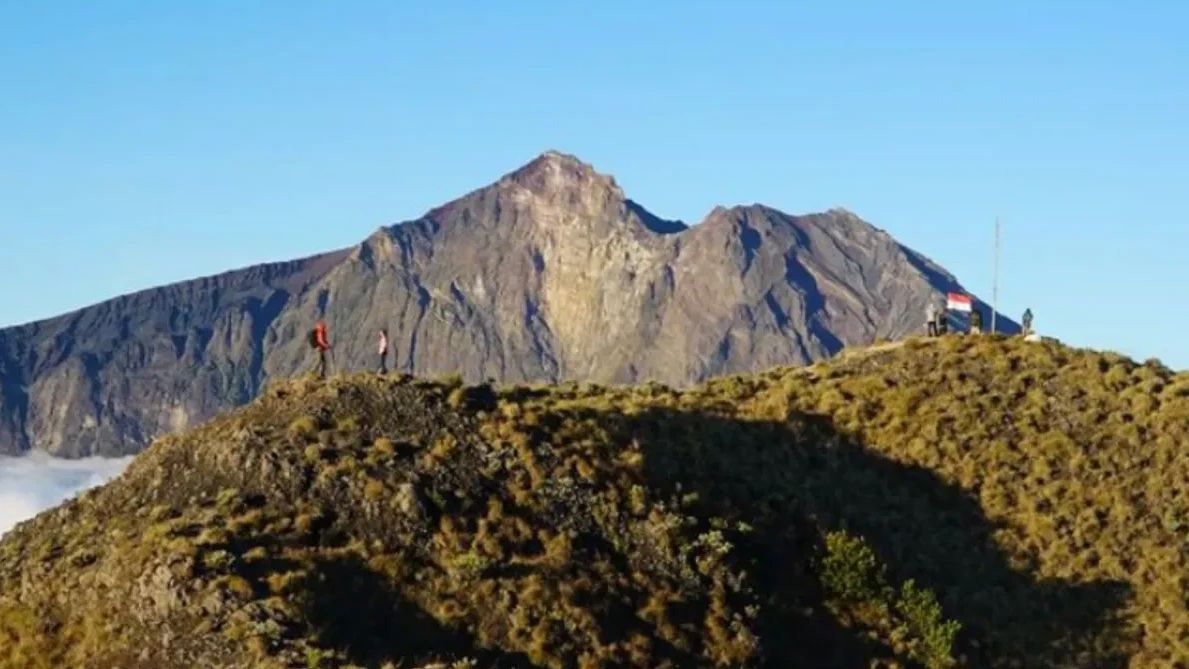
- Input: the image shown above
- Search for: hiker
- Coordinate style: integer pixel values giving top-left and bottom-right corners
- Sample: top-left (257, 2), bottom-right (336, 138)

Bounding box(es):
top-left (935, 306), bottom-right (948, 336)
top-left (926, 302), bottom-right (938, 337)
top-left (311, 320), bottom-right (331, 379)
top-left (378, 328), bottom-right (389, 375)
top-left (1022, 308), bottom-right (1034, 336)
top-left (970, 308), bottom-right (983, 335)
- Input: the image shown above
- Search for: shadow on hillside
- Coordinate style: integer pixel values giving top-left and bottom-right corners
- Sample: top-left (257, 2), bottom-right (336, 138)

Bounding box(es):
top-left (618, 406), bottom-right (1134, 668)
top-left (299, 554), bottom-right (543, 669)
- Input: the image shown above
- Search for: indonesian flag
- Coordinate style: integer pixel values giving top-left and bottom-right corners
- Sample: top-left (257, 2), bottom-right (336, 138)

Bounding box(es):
top-left (946, 292), bottom-right (973, 312)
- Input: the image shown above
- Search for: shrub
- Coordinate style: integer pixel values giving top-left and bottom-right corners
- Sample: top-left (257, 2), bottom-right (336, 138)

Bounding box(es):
top-left (447, 386), bottom-right (467, 409)
top-left (215, 488), bottom-right (240, 509)
top-left (202, 550), bottom-right (235, 572)
top-left (450, 552), bottom-right (489, 577)
top-left (896, 579), bottom-right (961, 669)
top-left (818, 532), bottom-right (959, 668)
top-left (819, 531), bottom-right (889, 602)
top-left (289, 416), bottom-right (318, 439)
top-left (363, 478), bottom-right (386, 500)
top-left (243, 546), bottom-right (268, 562)
top-left (216, 575), bottom-right (255, 600)
top-left (371, 437), bottom-right (396, 456)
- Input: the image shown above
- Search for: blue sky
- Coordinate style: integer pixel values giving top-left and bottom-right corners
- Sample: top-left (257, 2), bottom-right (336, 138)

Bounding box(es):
top-left (1, 2), bottom-right (1186, 368)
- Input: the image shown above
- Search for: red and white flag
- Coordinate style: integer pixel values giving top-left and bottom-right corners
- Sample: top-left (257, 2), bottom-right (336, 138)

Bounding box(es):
top-left (946, 293), bottom-right (973, 312)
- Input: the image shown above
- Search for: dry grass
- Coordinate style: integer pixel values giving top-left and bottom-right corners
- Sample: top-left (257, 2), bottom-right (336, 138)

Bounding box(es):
top-left (0, 336), bottom-right (1184, 668)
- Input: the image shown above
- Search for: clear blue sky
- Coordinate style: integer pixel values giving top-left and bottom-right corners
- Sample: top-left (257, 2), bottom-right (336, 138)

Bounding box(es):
top-left (1, 2), bottom-right (1186, 368)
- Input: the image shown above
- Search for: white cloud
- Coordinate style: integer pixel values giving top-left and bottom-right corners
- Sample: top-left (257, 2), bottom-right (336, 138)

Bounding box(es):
top-left (0, 453), bottom-right (132, 536)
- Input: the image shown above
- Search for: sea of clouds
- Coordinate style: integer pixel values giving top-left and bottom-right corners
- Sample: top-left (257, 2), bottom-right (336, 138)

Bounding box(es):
top-left (0, 453), bottom-right (133, 536)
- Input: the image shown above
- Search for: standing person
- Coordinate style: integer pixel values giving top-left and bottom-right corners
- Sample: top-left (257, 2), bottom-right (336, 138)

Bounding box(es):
top-left (311, 319), bottom-right (331, 379)
top-left (1022, 308), bottom-right (1034, 336)
top-left (970, 308), bottom-right (983, 335)
top-left (926, 302), bottom-right (938, 337)
top-left (377, 328), bottom-right (389, 375)
top-left (936, 306), bottom-right (948, 336)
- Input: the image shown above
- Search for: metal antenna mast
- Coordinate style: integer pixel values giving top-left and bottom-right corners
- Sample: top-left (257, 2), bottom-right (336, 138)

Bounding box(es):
top-left (991, 217), bottom-right (1001, 334)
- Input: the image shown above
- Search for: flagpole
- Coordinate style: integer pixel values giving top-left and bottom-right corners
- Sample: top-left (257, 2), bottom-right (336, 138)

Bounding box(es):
top-left (991, 217), bottom-right (1001, 334)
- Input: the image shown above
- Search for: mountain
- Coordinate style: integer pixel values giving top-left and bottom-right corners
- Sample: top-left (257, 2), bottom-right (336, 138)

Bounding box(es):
top-left (0, 151), bottom-right (1011, 457)
top-left (1, 337), bottom-right (1184, 668)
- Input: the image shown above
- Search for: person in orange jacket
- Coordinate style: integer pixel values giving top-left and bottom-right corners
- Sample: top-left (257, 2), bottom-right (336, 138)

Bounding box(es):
top-left (310, 320), bottom-right (332, 379)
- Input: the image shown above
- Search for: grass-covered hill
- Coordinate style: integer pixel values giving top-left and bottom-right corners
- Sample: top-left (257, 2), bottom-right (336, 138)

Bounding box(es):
top-left (0, 335), bottom-right (1185, 669)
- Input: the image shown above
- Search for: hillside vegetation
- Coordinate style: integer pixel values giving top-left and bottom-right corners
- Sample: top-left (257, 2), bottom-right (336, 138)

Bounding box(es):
top-left (0, 335), bottom-right (1185, 668)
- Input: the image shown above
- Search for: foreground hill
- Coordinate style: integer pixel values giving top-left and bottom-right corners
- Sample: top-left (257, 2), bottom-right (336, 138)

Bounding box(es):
top-left (5, 336), bottom-right (1180, 669)
top-left (0, 151), bottom-right (1011, 457)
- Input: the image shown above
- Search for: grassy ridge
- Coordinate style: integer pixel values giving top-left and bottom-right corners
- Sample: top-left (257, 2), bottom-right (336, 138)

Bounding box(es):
top-left (0, 335), bottom-right (1185, 668)
top-left (742, 336), bottom-right (1188, 666)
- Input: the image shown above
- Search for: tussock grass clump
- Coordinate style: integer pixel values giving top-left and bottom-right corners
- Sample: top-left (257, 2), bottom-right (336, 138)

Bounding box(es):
top-left (0, 340), bottom-right (1185, 668)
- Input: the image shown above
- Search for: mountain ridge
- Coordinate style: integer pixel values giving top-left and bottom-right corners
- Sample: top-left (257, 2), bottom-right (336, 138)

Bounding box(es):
top-left (0, 152), bottom-right (1013, 457)
top-left (1, 336), bottom-right (1184, 668)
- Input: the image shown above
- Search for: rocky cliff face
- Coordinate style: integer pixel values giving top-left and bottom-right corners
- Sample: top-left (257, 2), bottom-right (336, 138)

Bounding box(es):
top-left (0, 151), bottom-right (1010, 456)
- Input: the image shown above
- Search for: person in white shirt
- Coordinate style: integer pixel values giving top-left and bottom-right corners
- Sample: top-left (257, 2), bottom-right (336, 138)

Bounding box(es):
top-left (378, 328), bottom-right (390, 375)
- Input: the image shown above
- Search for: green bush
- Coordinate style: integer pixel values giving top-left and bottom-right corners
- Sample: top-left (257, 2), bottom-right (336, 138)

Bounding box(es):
top-left (819, 531), bottom-right (959, 668)
top-left (896, 579), bottom-right (961, 669)
top-left (820, 531), bottom-right (889, 602)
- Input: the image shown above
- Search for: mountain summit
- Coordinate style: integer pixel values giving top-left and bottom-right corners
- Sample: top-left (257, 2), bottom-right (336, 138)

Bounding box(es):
top-left (503, 150), bottom-right (618, 195)
top-left (0, 153), bottom-right (1010, 457)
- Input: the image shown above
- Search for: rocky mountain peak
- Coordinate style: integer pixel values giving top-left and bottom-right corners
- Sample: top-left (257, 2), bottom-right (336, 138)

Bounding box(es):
top-left (515, 149), bottom-right (595, 175)
top-left (0, 153), bottom-right (1015, 459)
top-left (500, 150), bottom-right (624, 202)
top-left (702, 203), bottom-right (785, 223)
